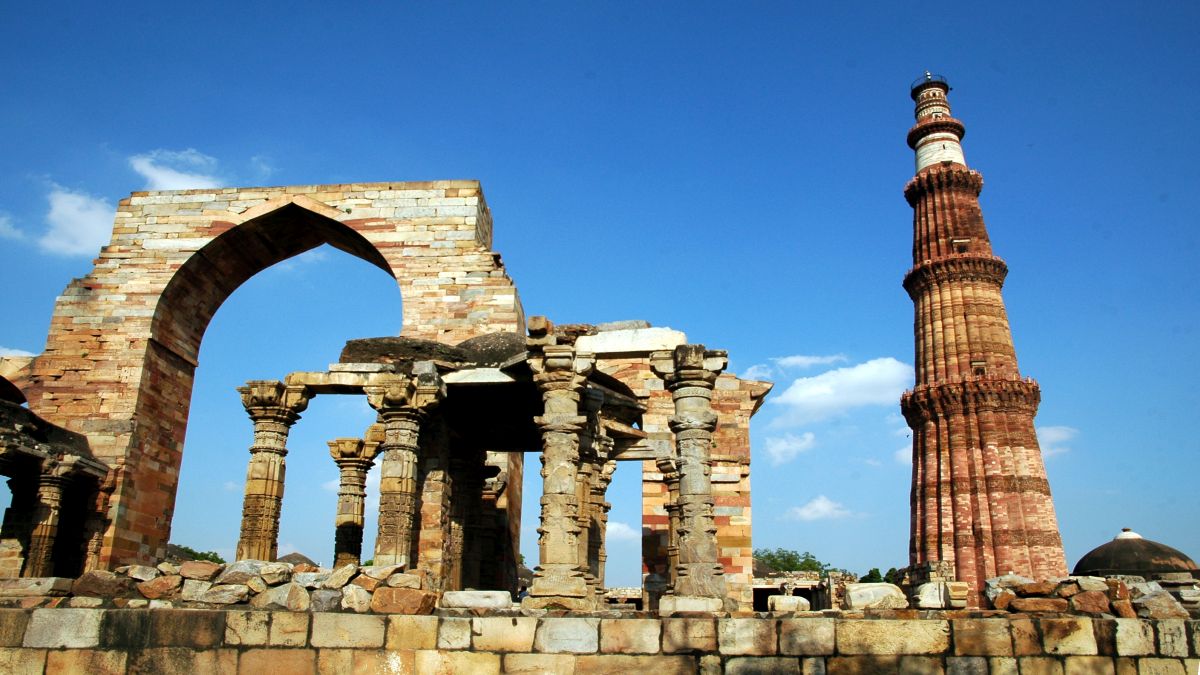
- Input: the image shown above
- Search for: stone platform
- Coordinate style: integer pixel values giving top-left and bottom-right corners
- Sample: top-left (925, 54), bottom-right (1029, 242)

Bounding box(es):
top-left (0, 608), bottom-right (1196, 673)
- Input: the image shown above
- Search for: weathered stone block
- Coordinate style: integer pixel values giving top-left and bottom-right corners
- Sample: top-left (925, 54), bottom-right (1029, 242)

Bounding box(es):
top-left (1041, 618), bottom-right (1098, 655)
top-left (250, 582), bottom-right (310, 611)
top-left (1133, 591), bottom-right (1189, 619)
top-left (437, 617), bottom-right (472, 649)
top-left (215, 560), bottom-right (264, 586)
top-left (770, 595), bottom-right (812, 612)
top-left (1016, 657), bottom-right (1064, 675)
top-left (259, 562), bottom-right (292, 585)
top-left (663, 618), bottom-right (718, 653)
top-left (310, 589), bottom-right (340, 612)
top-left (137, 574), bottom-right (181, 599)
top-left (1070, 591), bottom-right (1113, 615)
top-left (826, 655), bottom-right (900, 674)
top-left (600, 618), bottom-right (661, 654)
top-left (535, 617), bottom-right (600, 654)
top-left (719, 618), bottom-right (777, 656)
top-left (780, 618), bottom-right (835, 656)
top-left (953, 618), bottom-right (1013, 656)
top-left (45, 649), bottom-right (125, 675)
top-left (0, 610), bottom-right (30, 647)
top-left (1011, 617), bottom-right (1042, 656)
top-left (988, 656), bottom-right (1019, 675)
top-left (1113, 619), bottom-right (1155, 656)
top-left (224, 610), bottom-right (269, 646)
top-left (270, 611), bottom-right (309, 647)
top-left (321, 564), bottom-right (357, 590)
top-left (1063, 656), bottom-right (1115, 674)
top-left (23, 608), bottom-right (101, 648)
top-left (1132, 659), bottom-right (1186, 675)
top-left (370, 587), bottom-right (436, 614)
top-left (658, 595), bottom-right (723, 615)
top-left (1157, 620), bottom-right (1188, 657)
top-left (385, 573), bottom-right (423, 589)
top-left (503, 653), bottom-right (577, 673)
top-left (473, 616), bottom-right (537, 652)
top-left (0, 647), bottom-right (45, 675)
top-left (180, 579), bottom-right (212, 601)
top-left (124, 565), bottom-right (160, 581)
top-left (126, 648), bottom-right (237, 674)
top-left (340, 584), bottom-right (371, 613)
top-left (386, 615), bottom-right (438, 650)
top-left (197, 583), bottom-right (249, 605)
top-left (0, 578), bottom-right (72, 598)
top-left (318, 648), bottom-right (414, 674)
top-left (311, 613), bottom-right (385, 648)
top-left (414, 650), bottom-right (501, 674)
top-left (842, 583), bottom-right (908, 609)
top-left (239, 648), bottom-right (316, 674)
top-left (178, 560), bottom-right (222, 581)
top-left (1011, 597), bottom-right (1070, 612)
top-left (725, 656), bottom-right (800, 674)
top-left (946, 656), bottom-right (986, 674)
top-left (147, 609), bottom-right (224, 648)
top-left (836, 619), bottom-right (949, 655)
top-left (72, 571), bottom-right (135, 598)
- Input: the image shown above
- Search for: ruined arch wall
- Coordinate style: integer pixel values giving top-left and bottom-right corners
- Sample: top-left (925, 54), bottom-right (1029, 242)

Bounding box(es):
top-left (22, 181), bottom-right (524, 566)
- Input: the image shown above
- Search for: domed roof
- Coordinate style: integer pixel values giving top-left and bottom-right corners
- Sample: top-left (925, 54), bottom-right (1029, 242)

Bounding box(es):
top-left (1073, 528), bottom-right (1199, 578)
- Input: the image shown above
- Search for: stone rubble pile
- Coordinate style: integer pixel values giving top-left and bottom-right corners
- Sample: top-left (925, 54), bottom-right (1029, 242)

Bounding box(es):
top-left (984, 574), bottom-right (1193, 619)
top-left (0, 560), bottom-right (452, 614)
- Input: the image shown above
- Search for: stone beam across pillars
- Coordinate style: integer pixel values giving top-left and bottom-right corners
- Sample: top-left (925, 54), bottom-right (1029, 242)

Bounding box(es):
top-left (328, 426), bottom-right (382, 568)
top-left (235, 381), bottom-right (311, 562)
top-left (652, 344), bottom-right (729, 614)
top-left (524, 316), bottom-right (597, 611)
top-left (364, 362), bottom-right (445, 569)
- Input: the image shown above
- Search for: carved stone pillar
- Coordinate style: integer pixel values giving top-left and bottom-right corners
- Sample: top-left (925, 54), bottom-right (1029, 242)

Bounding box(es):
top-left (576, 390), bottom-right (603, 595)
top-left (25, 457), bottom-right (76, 577)
top-left (524, 317), bottom-right (596, 610)
top-left (652, 344), bottom-right (728, 612)
top-left (656, 455), bottom-right (682, 593)
top-left (235, 381), bottom-right (310, 562)
top-left (329, 430), bottom-right (380, 568)
top-left (591, 456), bottom-right (616, 589)
top-left (365, 362), bottom-right (445, 569)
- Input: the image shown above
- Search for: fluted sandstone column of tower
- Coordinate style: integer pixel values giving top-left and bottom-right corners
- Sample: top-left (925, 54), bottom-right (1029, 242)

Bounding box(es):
top-left (900, 74), bottom-right (1067, 604)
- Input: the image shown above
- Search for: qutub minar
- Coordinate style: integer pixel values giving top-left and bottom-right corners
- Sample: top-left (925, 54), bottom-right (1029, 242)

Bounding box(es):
top-left (901, 74), bottom-right (1068, 604)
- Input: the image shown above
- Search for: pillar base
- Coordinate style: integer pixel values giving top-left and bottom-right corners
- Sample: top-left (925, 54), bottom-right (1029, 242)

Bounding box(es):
top-left (521, 594), bottom-right (596, 611)
top-left (658, 595), bottom-right (724, 616)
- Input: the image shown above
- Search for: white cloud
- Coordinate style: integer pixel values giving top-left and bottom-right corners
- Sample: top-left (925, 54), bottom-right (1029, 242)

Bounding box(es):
top-left (786, 495), bottom-right (851, 521)
top-left (222, 480), bottom-right (241, 492)
top-left (39, 186), bottom-right (114, 256)
top-left (763, 432), bottom-right (816, 465)
top-left (0, 346), bottom-right (36, 357)
top-left (774, 354), bottom-right (848, 370)
top-left (277, 247), bottom-right (330, 271)
top-left (894, 444), bottom-right (912, 464)
top-left (0, 214), bottom-right (24, 240)
top-left (250, 155), bottom-right (275, 179)
top-left (741, 363), bottom-right (772, 380)
top-left (770, 357), bottom-right (913, 427)
top-left (129, 148), bottom-right (222, 190)
top-left (1037, 425), bottom-right (1078, 458)
top-left (606, 521), bottom-right (639, 542)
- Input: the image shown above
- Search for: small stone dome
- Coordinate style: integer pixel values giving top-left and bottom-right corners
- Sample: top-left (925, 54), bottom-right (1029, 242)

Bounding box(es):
top-left (1073, 528), bottom-right (1199, 579)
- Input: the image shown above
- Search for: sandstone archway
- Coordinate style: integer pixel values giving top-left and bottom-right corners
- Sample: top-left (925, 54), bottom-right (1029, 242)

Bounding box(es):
top-left (22, 182), bottom-right (523, 567)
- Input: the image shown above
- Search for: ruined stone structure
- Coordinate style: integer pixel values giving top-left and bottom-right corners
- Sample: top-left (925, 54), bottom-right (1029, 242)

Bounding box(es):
top-left (900, 75), bottom-right (1068, 604)
top-left (0, 180), bottom-right (764, 609)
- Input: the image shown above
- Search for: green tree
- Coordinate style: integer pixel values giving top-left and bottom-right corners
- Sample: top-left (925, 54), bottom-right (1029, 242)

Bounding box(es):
top-left (884, 567), bottom-right (904, 585)
top-left (753, 548), bottom-right (829, 574)
top-left (172, 544), bottom-right (225, 564)
top-left (859, 567), bottom-right (883, 583)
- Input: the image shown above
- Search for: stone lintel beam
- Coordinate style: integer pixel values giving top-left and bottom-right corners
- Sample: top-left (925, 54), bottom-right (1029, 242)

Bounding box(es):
top-left (364, 362), bottom-right (445, 568)
top-left (234, 380), bottom-right (311, 562)
top-left (651, 344), bottom-right (728, 606)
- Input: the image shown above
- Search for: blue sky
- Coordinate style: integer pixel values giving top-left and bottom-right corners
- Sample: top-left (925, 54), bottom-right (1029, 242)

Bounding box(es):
top-left (1, 3), bottom-right (1197, 585)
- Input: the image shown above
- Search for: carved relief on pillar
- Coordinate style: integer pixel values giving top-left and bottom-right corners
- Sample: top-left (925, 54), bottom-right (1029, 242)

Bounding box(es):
top-left (364, 362), bottom-right (445, 569)
top-left (25, 456), bottom-right (81, 577)
top-left (234, 380), bottom-right (310, 562)
top-left (523, 316), bottom-right (597, 611)
top-left (328, 431), bottom-right (380, 569)
top-left (655, 455), bottom-right (682, 593)
top-left (651, 344), bottom-right (728, 610)
top-left (590, 456), bottom-right (616, 590)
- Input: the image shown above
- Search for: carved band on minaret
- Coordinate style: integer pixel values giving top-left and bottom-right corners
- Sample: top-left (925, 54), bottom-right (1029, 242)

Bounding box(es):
top-left (902, 74), bottom-right (1067, 606)
top-left (364, 362), bottom-right (445, 569)
top-left (235, 380), bottom-right (310, 562)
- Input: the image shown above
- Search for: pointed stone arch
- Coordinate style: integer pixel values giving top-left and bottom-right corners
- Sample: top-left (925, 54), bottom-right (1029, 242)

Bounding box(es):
top-left (22, 181), bottom-right (523, 567)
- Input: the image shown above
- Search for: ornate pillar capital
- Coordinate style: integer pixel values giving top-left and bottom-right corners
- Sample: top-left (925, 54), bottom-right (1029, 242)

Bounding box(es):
top-left (238, 380), bottom-right (311, 421)
top-left (363, 362), bottom-right (446, 419)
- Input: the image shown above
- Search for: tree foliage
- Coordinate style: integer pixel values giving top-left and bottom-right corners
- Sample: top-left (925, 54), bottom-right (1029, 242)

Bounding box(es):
top-left (859, 567), bottom-right (883, 583)
top-left (754, 548), bottom-right (830, 574)
top-left (172, 545), bottom-right (225, 564)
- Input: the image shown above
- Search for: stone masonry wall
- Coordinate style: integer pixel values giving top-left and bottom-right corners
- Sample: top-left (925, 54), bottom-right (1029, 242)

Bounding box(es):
top-left (20, 181), bottom-right (524, 569)
top-left (0, 609), bottom-right (1195, 674)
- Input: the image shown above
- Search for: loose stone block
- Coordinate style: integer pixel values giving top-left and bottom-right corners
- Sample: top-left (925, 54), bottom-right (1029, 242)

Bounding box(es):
top-left (440, 590), bottom-right (512, 609)
top-left (45, 649), bottom-right (126, 675)
top-left (719, 618), bottom-right (778, 656)
top-left (269, 611), bottom-right (309, 647)
top-left (387, 615), bottom-right (439, 650)
top-left (0, 648), bottom-right (45, 675)
top-left (370, 587), bottom-right (436, 614)
top-left (137, 574), bottom-right (181, 599)
top-left (72, 571), bottom-right (135, 598)
top-left (0, 578), bottom-right (72, 597)
top-left (385, 573), bottom-right (423, 589)
top-left (340, 585), bottom-right (372, 613)
top-left (770, 595), bottom-right (812, 612)
top-left (600, 618), bottom-right (661, 654)
top-left (1063, 656), bottom-right (1115, 674)
top-left (1012, 597), bottom-right (1070, 612)
top-left (321, 564), bottom-right (357, 590)
top-left (180, 579), bottom-right (212, 601)
top-left (1114, 619), bottom-right (1155, 656)
top-left (198, 583), bottom-right (249, 605)
top-left (65, 597), bottom-right (105, 609)
top-left (953, 618), bottom-right (1013, 656)
top-left (310, 589), bottom-right (341, 612)
top-left (473, 616), bottom-right (537, 652)
top-left (836, 619), bottom-right (949, 655)
top-left (250, 582), bottom-right (310, 611)
top-left (1041, 618), bottom-right (1099, 655)
top-left (23, 608), bottom-right (101, 648)
top-left (726, 656), bottom-right (800, 674)
top-left (125, 565), bottom-right (160, 581)
top-left (239, 648), bottom-right (316, 674)
top-left (534, 617), bottom-right (600, 654)
top-left (413, 650), bottom-right (501, 674)
top-left (663, 618), bottom-right (718, 653)
top-left (310, 613), bottom-right (385, 648)
top-left (780, 618), bottom-right (835, 656)
top-left (438, 617), bottom-right (472, 650)
top-left (842, 583), bottom-right (908, 609)
top-left (179, 560), bottom-right (222, 581)
top-left (224, 610), bottom-right (269, 646)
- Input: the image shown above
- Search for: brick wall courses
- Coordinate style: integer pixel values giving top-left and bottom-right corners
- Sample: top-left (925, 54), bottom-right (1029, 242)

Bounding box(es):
top-left (0, 609), bottom-right (1194, 673)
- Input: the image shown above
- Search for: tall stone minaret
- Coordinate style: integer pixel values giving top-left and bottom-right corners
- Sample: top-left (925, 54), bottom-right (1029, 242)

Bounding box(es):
top-left (900, 73), bottom-right (1067, 605)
